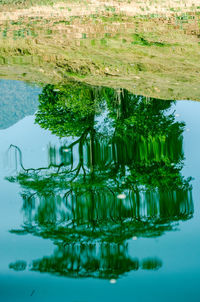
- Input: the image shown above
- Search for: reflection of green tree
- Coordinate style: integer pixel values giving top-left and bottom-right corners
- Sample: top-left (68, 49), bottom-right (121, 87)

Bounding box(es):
top-left (9, 243), bottom-right (162, 279)
top-left (35, 83), bottom-right (102, 137)
top-left (32, 83), bottom-right (189, 191)
top-left (7, 82), bottom-right (193, 279)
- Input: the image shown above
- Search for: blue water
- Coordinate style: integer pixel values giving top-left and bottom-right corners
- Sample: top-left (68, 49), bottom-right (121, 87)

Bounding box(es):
top-left (0, 81), bottom-right (200, 301)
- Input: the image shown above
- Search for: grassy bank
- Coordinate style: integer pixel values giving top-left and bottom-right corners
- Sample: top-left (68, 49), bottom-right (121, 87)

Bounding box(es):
top-left (0, 0), bottom-right (200, 100)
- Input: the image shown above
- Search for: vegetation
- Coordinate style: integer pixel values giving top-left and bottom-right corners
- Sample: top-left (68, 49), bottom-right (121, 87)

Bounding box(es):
top-left (0, 1), bottom-right (200, 99)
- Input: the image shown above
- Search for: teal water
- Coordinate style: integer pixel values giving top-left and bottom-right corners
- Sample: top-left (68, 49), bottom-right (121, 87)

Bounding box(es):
top-left (0, 80), bottom-right (200, 301)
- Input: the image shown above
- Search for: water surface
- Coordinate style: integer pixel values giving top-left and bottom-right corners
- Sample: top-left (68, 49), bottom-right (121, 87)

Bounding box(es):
top-left (0, 80), bottom-right (200, 301)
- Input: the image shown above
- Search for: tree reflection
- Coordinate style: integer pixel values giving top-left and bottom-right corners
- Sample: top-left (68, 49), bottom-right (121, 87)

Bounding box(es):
top-left (10, 243), bottom-right (162, 279)
top-left (7, 82), bottom-right (193, 279)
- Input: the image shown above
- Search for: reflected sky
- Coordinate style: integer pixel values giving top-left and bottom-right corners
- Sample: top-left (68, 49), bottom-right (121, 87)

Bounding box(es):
top-left (0, 79), bottom-right (41, 129)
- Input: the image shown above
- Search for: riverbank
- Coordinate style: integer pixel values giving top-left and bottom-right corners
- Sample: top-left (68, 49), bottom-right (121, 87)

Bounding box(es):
top-left (0, 0), bottom-right (200, 100)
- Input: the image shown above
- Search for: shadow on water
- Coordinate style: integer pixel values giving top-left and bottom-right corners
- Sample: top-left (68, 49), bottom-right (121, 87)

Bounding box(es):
top-left (7, 82), bottom-right (193, 279)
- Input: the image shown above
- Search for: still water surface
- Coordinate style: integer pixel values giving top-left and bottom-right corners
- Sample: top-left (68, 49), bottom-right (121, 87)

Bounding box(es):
top-left (0, 80), bottom-right (200, 301)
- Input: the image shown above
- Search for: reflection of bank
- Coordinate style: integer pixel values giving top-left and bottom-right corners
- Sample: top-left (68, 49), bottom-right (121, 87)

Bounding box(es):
top-left (7, 83), bottom-right (193, 279)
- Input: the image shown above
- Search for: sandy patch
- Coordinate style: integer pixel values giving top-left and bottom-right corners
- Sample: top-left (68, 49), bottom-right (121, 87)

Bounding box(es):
top-left (1, 0), bottom-right (200, 21)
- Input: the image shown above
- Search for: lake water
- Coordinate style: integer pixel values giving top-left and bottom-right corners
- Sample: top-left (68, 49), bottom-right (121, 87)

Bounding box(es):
top-left (0, 79), bottom-right (200, 301)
